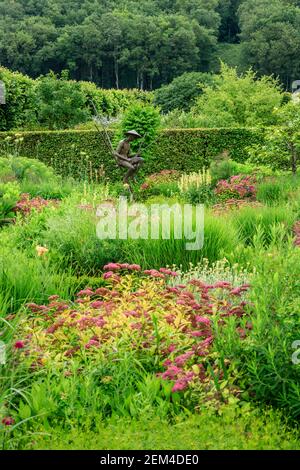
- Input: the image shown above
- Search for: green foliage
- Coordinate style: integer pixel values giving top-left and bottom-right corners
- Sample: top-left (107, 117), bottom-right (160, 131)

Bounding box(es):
top-left (8, 405), bottom-right (300, 450)
top-left (0, 128), bottom-right (265, 182)
top-left (256, 179), bottom-right (290, 205)
top-left (81, 80), bottom-right (153, 118)
top-left (192, 63), bottom-right (284, 127)
top-left (0, 1), bottom-right (220, 89)
top-left (183, 185), bottom-right (215, 205)
top-left (34, 71), bottom-right (89, 130)
top-left (0, 181), bottom-right (20, 222)
top-left (0, 67), bottom-right (153, 131)
top-left (114, 103), bottom-right (161, 157)
top-left (235, 246), bottom-right (300, 419)
top-left (0, 155), bottom-right (57, 185)
top-left (0, 67), bottom-right (36, 131)
top-left (41, 205), bottom-right (124, 275)
top-left (232, 205), bottom-right (296, 246)
top-left (122, 209), bottom-right (239, 270)
top-left (154, 72), bottom-right (216, 113)
top-left (247, 102), bottom-right (300, 173)
top-left (238, 0), bottom-right (300, 88)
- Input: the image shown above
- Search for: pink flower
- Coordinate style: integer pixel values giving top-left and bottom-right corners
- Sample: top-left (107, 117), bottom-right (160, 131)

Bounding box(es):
top-left (77, 289), bottom-right (94, 297)
top-left (163, 359), bottom-right (172, 367)
top-left (195, 316), bottom-right (211, 326)
top-left (213, 281), bottom-right (232, 289)
top-left (85, 339), bottom-right (100, 349)
top-left (103, 271), bottom-right (114, 280)
top-left (103, 263), bottom-right (121, 271)
top-left (161, 366), bottom-right (182, 379)
top-left (190, 331), bottom-right (206, 337)
top-left (14, 341), bottom-right (25, 349)
top-left (48, 295), bottom-right (59, 301)
top-left (172, 380), bottom-right (188, 393)
top-left (90, 301), bottom-right (103, 309)
top-left (129, 264), bottom-right (141, 271)
top-left (95, 287), bottom-right (110, 296)
top-left (168, 344), bottom-right (177, 353)
top-left (119, 263), bottom-right (130, 269)
top-left (2, 417), bottom-right (15, 426)
top-left (174, 351), bottom-right (194, 366)
top-left (124, 310), bottom-right (140, 318)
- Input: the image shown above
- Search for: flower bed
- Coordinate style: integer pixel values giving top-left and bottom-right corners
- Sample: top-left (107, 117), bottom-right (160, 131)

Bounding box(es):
top-left (14, 264), bottom-right (251, 396)
top-left (14, 193), bottom-right (59, 217)
top-left (215, 175), bottom-right (256, 202)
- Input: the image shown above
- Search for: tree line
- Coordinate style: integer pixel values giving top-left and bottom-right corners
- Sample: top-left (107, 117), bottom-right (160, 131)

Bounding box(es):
top-left (0, 0), bottom-right (300, 89)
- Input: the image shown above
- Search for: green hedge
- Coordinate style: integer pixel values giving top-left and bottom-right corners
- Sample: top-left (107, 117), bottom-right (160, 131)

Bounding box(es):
top-left (0, 128), bottom-right (265, 181)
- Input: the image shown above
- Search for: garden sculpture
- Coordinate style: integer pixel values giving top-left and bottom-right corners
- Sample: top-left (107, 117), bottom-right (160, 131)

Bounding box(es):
top-left (114, 130), bottom-right (144, 184)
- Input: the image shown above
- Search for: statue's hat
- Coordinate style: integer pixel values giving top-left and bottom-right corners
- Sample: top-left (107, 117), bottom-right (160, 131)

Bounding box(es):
top-left (125, 130), bottom-right (142, 138)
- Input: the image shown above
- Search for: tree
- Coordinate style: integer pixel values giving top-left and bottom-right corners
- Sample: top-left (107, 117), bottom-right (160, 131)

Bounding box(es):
top-left (192, 63), bottom-right (284, 127)
top-left (0, 0), bottom-right (221, 89)
top-left (217, 0), bottom-right (242, 43)
top-left (238, 0), bottom-right (300, 89)
top-left (247, 102), bottom-right (300, 173)
top-left (154, 72), bottom-right (215, 113)
top-left (35, 71), bottom-right (89, 129)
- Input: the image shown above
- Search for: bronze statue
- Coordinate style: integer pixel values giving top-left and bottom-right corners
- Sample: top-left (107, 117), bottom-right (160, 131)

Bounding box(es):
top-left (114, 130), bottom-right (144, 184)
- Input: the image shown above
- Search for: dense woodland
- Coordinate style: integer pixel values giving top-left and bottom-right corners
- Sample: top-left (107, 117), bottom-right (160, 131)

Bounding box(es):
top-left (0, 0), bottom-right (300, 89)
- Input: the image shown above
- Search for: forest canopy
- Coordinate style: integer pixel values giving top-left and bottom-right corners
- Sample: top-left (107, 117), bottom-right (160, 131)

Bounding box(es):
top-left (0, 0), bottom-right (299, 89)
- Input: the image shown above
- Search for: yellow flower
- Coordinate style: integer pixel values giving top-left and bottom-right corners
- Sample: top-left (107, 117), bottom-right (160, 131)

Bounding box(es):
top-left (36, 246), bottom-right (49, 257)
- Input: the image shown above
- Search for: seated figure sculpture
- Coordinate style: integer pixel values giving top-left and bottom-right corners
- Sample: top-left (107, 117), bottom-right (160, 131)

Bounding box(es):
top-left (114, 130), bottom-right (144, 184)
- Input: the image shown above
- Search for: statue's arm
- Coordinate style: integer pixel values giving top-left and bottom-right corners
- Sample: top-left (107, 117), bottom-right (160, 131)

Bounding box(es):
top-left (114, 141), bottom-right (131, 162)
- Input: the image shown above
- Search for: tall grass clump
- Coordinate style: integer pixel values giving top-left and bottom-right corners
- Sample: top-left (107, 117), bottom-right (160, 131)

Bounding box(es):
top-left (256, 180), bottom-right (290, 205)
top-left (226, 246), bottom-right (300, 419)
top-left (123, 210), bottom-right (238, 269)
top-left (232, 205), bottom-right (296, 246)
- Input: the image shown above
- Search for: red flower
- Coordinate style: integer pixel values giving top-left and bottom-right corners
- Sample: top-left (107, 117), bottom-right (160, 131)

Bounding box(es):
top-left (2, 417), bottom-right (15, 426)
top-left (14, 341), bottom-right (25, 349)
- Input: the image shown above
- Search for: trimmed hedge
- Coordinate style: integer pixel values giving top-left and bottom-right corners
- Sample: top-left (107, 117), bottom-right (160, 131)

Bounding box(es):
top-left (0, 128), bottom-right (265, 181)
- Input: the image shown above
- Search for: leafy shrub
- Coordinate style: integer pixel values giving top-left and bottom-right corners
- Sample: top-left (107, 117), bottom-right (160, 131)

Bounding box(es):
top-left (0, 156), bottom-right (58, 185)
top-left (35, 71), bottom-right (89, 130)
top-left (215, 175), bottom-right (256, 201)
top-left (247, 102), bottom-right (300, 173)
top-left (192, 64), bottom-right (284, 128)
top-left (113, 103), bottom-right (161, 157)
top-left (0, 181), bottom-right (20, 222)
top-left (81, 81), bottom-right (153, 118)
top-left (0, 67), bottom-right (37, 131)
top-left (184, 185), bottom-right (215, 205)
top-left (139, 170), bottom-right (180, 199)
top-left (15, 266), bottom-right (251, 401)
top-left (0, 66), bottom-right (153, 131)
top-left (154, 72), bottom-right (215, 113)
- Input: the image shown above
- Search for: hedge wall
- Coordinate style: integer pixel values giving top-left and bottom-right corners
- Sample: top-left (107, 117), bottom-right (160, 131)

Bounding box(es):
top-left (0, 128), bottom-right (265, 181)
